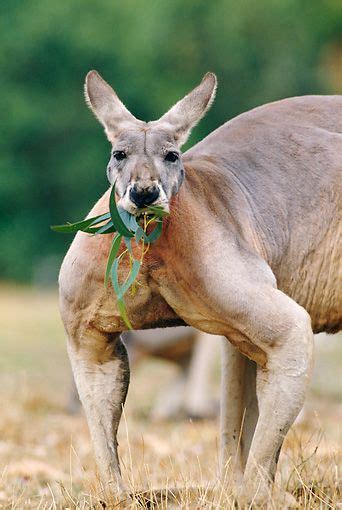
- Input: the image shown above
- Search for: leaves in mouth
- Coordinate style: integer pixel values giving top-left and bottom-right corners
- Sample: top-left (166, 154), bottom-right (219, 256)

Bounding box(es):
top-left (51, 181), bottom-right (168, 329)
top-left (109, 182), bottom-right (134, 238)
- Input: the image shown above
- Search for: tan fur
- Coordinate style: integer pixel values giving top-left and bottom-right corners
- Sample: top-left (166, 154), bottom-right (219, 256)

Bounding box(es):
top-left (59, 73), bottom-right (341, 505)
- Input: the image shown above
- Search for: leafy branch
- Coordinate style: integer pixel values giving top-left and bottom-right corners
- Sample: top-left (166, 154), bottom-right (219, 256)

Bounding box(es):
top-left (51, 182), bottom-right (168, 329)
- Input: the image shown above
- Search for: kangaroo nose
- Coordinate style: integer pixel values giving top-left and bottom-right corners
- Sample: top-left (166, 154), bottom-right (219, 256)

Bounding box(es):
top-left (129, 185), bottom-right (160, 208)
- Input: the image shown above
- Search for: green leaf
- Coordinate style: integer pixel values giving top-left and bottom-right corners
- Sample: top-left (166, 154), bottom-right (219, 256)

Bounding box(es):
top-left (120, 259), bottom-right (141, 297)
top-left (93, 220), bottom-right (115, 235)
top-left (88, 212), bottom-right (111, 224)
top-left (117, 299), bottom-right (133, 330)
top-left (109, 183), bottom-right (134, 238)
top-left (135, 226), bottom-right (145, 242)
top-left (142, 205), bottom-right (169, 218)
top-left (118, 207), bottom-right (139, 233)
top-left (110, 258), bottom-right (136, 330)
top-left (50, 212), bottom-right (111, 233)
top-left (145, 221), bottom-right (163, 242)
top-left (110, 258), bottom-right (121, 297)
top-left (111, 258), bottom-right (141, 300)
top-left (52, 182), bottom-right (166, 331)
top-left (124, 236), bottom-right (133, 254)
top-left (104, 233), bottom-right (122, 286)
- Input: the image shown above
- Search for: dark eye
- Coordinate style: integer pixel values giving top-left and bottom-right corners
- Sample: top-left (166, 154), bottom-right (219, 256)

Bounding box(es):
top-left (164, 151), bottom-right (179, 163)
top-left (113, 150), bottom-right (127, 161)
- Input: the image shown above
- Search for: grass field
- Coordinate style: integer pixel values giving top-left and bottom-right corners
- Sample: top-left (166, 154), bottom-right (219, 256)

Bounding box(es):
top-left (0, 285), bottom-right (341, 508)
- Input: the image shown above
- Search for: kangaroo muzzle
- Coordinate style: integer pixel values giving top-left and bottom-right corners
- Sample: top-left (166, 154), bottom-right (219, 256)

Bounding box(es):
top-left (129, 184), bottom-right (160, 208)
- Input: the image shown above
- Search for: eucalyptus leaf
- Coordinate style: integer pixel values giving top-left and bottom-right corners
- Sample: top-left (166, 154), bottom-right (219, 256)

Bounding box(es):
top-left (117, 299), bottom-right (133, 330)
top-left (94, 220), bottom-right (115, 235)
top-left (110, 258), bottom-right (141, 300)
top-left (52, 184), bottom-right (169, 330)
top-left (50, 212), bottom-right (111, 233)
top-left (145, 221), bottom-right (163, 243)
top-left (128, 214), bottom-right (139, 231)
top-left (104, 233), bottom-right (122, 286)
top-left (142, 205), bottom-right (169, 218)
top-left (124, 237), bottom-right (133, 254)
top-left (135, 226), bottom-right (145, 243)
top-left (109, 183), bottom-right (134, 238)
top-left (88, 212), bottom-right (112, 224)
top-left (119, 259), bottom-right (141, 297)
top-left (110, 258), bottom-right (134, 329)
top-left (118, 207), bottom-right (139, 233)
top-left (110, 258), bottom-right (121, 297)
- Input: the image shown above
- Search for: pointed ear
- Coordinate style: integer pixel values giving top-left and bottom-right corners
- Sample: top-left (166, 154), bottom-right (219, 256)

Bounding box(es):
top-left (84, 70), bottom-right (137, 135)
top-left (158, 73), bottom-right (217, 146)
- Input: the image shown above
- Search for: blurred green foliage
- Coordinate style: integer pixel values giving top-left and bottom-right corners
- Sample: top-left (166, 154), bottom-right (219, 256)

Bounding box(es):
top-left (0, 0), bottom-right (341, 282)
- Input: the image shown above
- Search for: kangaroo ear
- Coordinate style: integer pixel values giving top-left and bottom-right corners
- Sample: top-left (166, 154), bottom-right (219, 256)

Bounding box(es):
top-left (158, 73), bottom-right (217, 147)
top-left (85, 70), bottom-right (137, 135)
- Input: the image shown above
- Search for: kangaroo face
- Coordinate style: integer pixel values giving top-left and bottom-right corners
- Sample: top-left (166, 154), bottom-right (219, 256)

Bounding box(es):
top-left (85, 70), bottom-right (217, 214)
top-left (106, 127), bottom-right (184, 213)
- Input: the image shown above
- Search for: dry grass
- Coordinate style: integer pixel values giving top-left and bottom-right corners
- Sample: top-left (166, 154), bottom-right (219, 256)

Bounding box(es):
top-left (0, 285), bottom-right (341, 508)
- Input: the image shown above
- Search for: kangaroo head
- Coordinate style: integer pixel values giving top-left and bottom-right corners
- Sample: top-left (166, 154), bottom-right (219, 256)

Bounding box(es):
top-left (85, 70), bottom-right (217, 213)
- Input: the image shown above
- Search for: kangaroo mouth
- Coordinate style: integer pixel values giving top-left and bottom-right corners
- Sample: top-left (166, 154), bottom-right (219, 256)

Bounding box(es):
top-left (118, 185), bottom-right (170, 215)
top-left (119, 198), bottom-right (170, 216)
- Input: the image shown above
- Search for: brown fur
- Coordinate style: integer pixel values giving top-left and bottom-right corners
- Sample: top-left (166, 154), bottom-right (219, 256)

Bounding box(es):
top-left (59, 73), bottom-right (341, 505)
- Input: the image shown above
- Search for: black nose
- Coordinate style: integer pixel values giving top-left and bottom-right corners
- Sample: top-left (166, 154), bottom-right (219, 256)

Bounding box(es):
top-left (129, 186), bottom-right (160, 208)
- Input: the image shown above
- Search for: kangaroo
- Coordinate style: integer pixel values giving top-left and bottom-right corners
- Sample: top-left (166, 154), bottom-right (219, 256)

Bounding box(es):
top-left (59, 70), bottom-right (341, 505)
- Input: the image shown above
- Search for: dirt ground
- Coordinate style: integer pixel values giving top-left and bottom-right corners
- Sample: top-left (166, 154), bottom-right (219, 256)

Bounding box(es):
top-left (0, 285), bottom-right (341, 508)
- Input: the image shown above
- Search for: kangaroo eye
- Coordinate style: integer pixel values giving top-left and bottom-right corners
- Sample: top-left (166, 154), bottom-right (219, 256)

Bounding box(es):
top-left (113, 151), bottom-right (127, 161)
top-left (164, 151), bottom-right (179, 163)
